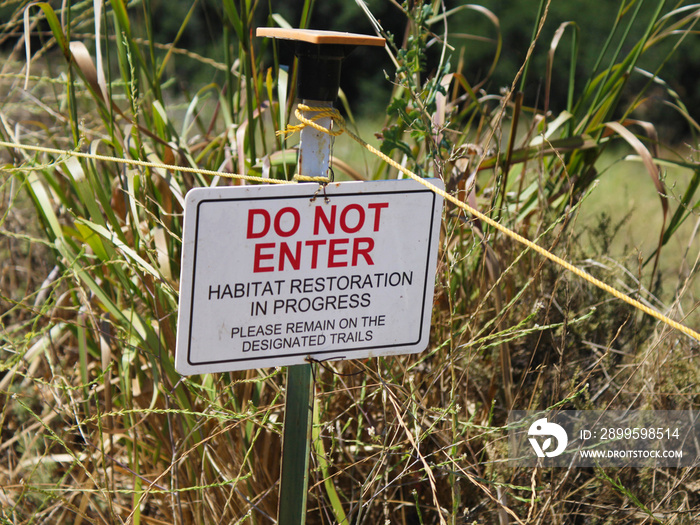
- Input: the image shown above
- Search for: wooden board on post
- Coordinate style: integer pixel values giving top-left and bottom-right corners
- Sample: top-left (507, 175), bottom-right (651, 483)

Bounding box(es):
top-left (256, 27), bottom-right (385, 47)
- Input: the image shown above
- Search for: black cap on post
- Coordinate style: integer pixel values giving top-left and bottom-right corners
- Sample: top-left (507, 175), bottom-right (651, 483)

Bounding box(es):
top-left (294, 42), bottom-right (350, 101)
top-left (256, 28), bottom-right (385, 102)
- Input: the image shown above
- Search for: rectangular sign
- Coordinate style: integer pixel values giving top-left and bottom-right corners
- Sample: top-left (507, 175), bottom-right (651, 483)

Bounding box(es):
top-left (175, 179), bottom-right (444, 374)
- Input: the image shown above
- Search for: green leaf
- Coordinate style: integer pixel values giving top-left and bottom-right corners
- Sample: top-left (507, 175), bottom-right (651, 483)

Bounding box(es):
top-left (222, 0), bottom-right (244, 40)
top-left (25, 171), bottom-right (63, 242)
top-left (23, 2), bottom-right (69, 90)
top-left (379, 124), bottom-right (413, 158)
top-left (75, 218), bottom-right (164, 282)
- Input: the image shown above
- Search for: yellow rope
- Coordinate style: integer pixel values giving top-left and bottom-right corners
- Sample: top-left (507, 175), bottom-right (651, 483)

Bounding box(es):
top-left (276, 105), bottom-right (338, 184)
top-left (0, 140), bottom-right (331, 184)
top-left (277, 106), bottom-right (344, 139)
top-left (284, 104), bottom-right (700, 342)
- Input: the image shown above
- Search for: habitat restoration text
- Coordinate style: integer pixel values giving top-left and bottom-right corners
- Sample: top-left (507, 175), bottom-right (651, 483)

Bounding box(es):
top-left (207, 271), bottom-right (413, 353)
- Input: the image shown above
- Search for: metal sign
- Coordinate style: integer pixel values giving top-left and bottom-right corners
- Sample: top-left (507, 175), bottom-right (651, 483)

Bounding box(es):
top-left (175, 179), bottom-right (444, 374)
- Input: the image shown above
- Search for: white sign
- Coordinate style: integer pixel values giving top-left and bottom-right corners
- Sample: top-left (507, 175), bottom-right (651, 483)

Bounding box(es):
top-left (175, 179), bottom-right (444, 374)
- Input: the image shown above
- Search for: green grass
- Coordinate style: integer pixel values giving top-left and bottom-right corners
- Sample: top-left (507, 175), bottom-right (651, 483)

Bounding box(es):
top-left (1, 0), bottom-right (699, 523)
top-left (580, 148), bottom-right (700, 308)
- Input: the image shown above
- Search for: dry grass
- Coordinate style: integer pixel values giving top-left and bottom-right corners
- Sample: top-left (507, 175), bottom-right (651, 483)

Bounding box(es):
top-left (1, 1), bottom-right (699, 524)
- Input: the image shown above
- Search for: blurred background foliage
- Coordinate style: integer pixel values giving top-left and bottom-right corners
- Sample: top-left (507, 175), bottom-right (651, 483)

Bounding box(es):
top-left (72, 0), bottom-right (699, 141)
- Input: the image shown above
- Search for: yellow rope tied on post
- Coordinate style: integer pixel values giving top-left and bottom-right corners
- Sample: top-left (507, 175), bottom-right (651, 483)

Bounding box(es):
top-left (277, 105), bottom-right (340, 183)
top-left (278, 106), bottom-right (345, 139)
top-left (283, 104), bottom-right (700, 342)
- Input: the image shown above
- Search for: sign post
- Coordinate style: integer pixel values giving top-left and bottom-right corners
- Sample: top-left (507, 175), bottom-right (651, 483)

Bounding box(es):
top-left (256, 29), bottom-right (385, 524)
top-left (174, 28), bottom-right (443, 523)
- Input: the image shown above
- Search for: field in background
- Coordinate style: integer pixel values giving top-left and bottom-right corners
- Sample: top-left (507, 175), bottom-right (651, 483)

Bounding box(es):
top-left (577, 146), bottom-right (700, 326)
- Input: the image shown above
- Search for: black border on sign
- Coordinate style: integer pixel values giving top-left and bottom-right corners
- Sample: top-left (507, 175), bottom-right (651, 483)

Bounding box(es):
top-left (185, 186), bottom-right (440, 367)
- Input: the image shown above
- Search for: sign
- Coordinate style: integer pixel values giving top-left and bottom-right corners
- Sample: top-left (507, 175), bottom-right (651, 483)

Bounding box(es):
top-left (175, 179), bottom-right (444, 374)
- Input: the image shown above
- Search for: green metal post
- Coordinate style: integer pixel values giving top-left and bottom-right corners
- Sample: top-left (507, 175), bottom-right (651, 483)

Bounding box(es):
top-left (277, 364), bottom-right (314, 523)
top-left (255, 29), bottom-right (384, 524)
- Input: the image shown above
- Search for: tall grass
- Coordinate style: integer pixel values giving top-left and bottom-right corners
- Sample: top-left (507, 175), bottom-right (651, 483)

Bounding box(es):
top-left (1, 0), bottom-right (698, 523)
